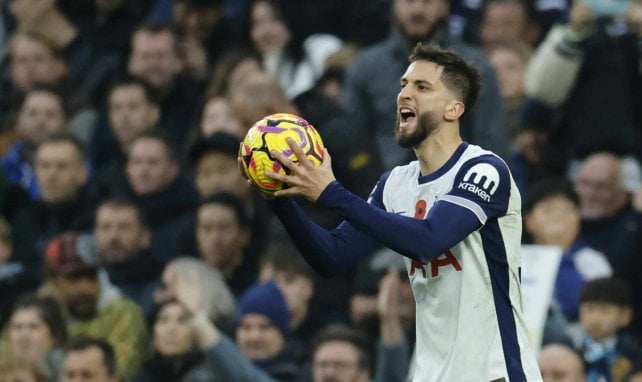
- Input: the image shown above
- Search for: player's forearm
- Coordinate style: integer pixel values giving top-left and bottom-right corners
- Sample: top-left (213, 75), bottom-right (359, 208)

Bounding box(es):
top-left (317, 182), bottom-right (477, 264)
top-left (269, 198), bottom-right (375, 276)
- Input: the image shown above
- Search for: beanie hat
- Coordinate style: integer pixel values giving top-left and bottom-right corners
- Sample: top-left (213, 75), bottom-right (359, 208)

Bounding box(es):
top-left (45, 232), bottom-right (99, 276)
top-left (236, 281), bottom-right (290, 337)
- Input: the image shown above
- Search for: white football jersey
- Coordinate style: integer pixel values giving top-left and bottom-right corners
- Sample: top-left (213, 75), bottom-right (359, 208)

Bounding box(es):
top-left (378, 143), bottom-right (542, 382)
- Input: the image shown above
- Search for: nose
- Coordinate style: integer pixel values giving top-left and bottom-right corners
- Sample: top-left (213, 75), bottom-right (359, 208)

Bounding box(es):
top-left (398, 85), bottom-right (412, 102)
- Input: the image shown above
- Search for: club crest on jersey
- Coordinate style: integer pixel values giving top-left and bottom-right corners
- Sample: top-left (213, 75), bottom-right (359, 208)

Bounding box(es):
top-left (457, 163), bottom-right (499, 202)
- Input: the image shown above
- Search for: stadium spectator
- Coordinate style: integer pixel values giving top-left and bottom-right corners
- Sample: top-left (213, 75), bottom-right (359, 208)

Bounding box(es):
top-left (41, 232), bottom-right (148, 377)
top-left (11, 133), bottom-right (94, 293)
top-left (342, 0), bottom-right (510, 170)
top-left (91, 75), bottom-right (161, 191)
top-left (309, 325), bottom-right (374, 382)
top-left (60, 336), bottom-right (119, 382)
top-left (7, 0), bottom-right (119, 140)
top-left (524, 178), bottom-right (611, 322)
top-left (538, 342), bottom-right (586, 382)
top-left (525, 0), bottom-right (642, 170)
top-left (570, 278), bottom-right (642, 381)
top-left (240, 0), bottom-right (343, 99)
top-left (573, 152), bottom-right (642, 273)
top-left (119, 132), bottom-right (198, 264)
top-left (127, 23), bottom-right (204, 151)
top-left (2, 294), bottom-right (66, 381)
top-left (193, 192), bottom-right (253, 296)
top-left (188, 133), bottom-right (250, 201)
top-left (129, 299), bottom-right (220, 381)
top-left (0, 31), bottom-right (67, 131)
top-left (487, 42), bottom-right (533, 140)
top-left (153, 257), bottom-right (235, 330)
top-left (258, 239), bottom-right (319, 348)
top-left (1, 85), bottom-right (67, 200)
top-left (94, 198), bottom-right (162, 320)
top-left (478, 0), bottom-right (541, 51)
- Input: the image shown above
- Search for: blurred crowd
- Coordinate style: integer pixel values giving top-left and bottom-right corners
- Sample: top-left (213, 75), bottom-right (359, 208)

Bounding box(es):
top-left (0, 0), bottom-right (641, 381)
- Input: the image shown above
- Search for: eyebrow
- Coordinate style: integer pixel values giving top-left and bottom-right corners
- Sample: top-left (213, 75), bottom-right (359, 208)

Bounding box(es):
top-left (400, 79), bottom-right (433, 87)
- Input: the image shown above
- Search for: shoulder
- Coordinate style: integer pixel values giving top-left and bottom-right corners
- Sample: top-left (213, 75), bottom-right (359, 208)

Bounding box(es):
top-left (456, 147), bottom-right (511, 180)
top-left (387, 161), bottom-right (421, 183)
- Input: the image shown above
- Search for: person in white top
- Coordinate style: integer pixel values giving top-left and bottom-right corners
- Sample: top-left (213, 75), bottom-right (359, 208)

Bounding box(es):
top-left (262, 43), bottom-right (542, 381)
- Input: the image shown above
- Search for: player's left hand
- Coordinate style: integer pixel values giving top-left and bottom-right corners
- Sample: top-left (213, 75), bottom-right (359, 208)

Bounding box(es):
top-left (266, 137), bottom-right (336, 202)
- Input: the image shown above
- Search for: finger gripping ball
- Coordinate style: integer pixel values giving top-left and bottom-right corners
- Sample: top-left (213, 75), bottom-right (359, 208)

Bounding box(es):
top-left (239, 113), bottom-right (324, 194)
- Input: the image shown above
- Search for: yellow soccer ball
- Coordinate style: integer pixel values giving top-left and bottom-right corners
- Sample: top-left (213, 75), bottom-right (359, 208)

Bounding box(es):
top-left (239, 113), bottom-right (324, 194)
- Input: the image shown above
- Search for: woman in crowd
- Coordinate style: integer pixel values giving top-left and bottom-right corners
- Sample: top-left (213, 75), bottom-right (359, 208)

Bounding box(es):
top-left (2, 294), bottom-right (67, 381)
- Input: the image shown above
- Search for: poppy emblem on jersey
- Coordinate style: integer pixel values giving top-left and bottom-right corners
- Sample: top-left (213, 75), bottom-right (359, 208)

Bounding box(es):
top-left (457, 163), bottom-right (499, 202)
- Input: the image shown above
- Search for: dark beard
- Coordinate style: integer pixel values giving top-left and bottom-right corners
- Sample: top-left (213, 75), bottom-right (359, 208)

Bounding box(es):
top-left (68, 294), bottom-right (98, 320)
top-left (395, 112), bottom-right (440, 148)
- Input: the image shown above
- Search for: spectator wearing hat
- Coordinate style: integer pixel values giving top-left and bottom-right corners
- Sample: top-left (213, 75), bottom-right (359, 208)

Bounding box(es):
top-left (233, 280), bottom-right (304, 377)
top-left (40, 231), bottom-right (148, 378)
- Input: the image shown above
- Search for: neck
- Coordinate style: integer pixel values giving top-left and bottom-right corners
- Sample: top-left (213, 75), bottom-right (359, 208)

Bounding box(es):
top-left (414, 124), bottom-right (462, 176)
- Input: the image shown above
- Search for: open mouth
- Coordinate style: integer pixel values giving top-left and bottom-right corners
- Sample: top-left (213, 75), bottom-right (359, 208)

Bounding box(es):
top-left (399, 107), bottom-right (416, 126)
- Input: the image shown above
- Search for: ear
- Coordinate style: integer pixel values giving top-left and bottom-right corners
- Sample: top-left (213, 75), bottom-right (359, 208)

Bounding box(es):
top-left (619, 306), bottom-right (633, 328)
top-left (444, 101), bottom-right (465, 122)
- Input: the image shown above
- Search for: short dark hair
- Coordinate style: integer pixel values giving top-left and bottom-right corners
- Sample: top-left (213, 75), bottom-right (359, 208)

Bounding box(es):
top-left (107, 74), bottom-right (160, 107)
top-left (580, 277), bottom-right (631, 307)
top-left (97, 197), bottom-right (149, 228)
top-left (65, 336), bottom-right (117, 377)
top-left (21, 83), bottom-right (69, 120)
top-left (198, 191), bottom-right (249, 228)
top-left (130, 23), bottom-right (180, 57)
top-left (311, 325), bottom-right (373, 375)
top-left (260, 239), bottom-right (314, 281)
top-left (11, 294), bottom-right (68, 346)
top-left (129, 130), bottom-right (178, 162)
top-left (523, 177), bottom-right (579, 214)
top-left (37, 132), bottom-right (86, 161)
top-left (409, 43), bottom-right (481, 117)
top-left (188, 132), bottom-right (240, 166)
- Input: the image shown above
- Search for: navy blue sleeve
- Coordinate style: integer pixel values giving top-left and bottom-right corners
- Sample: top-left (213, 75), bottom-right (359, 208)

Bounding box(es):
top-left (440, 155), bottom-right (512, 224)
top-left (316, 182), bottom-right (481, 265)
top-left (271, 157), bottom-right (507, 270)
top-left (268, 184), bottom-right (384, 278)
